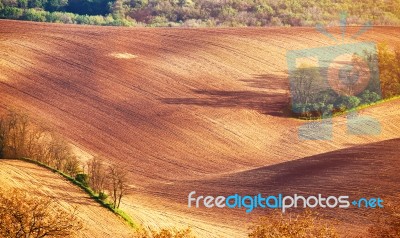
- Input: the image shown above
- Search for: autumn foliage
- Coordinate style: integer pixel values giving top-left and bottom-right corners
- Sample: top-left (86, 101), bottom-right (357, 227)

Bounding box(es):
top-left (0, 189), bottom-right (82, 238)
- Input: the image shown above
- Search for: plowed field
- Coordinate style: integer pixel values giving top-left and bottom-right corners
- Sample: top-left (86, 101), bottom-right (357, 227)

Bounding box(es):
top-left (1, 20), bottom-right (399, 237)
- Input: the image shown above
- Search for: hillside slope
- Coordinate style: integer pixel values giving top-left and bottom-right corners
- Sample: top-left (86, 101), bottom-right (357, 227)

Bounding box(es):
top-left (0, 160), bottom-right (135, 237)
top-left (1, 21), bottom-right (399, 182)
top-left (1, 20), bottom-right (400, 237)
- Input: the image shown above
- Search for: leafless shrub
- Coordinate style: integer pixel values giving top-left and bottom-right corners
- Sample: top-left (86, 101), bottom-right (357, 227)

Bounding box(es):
top-left (248, 210), bottom-right (338, 238)
top-left (87, 156), bottom-right (107, 193)
top-left (0, 189), bottom-right (82, 238)
top-left (107, 163), bottom-right (129, 209)
top-left (134, 227), bottom-right (195, 238)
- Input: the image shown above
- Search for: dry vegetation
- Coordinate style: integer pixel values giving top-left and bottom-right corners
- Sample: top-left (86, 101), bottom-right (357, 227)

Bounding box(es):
top-left (248, 208), bottom-right (400, 238)
top-left (378, 44), bottom-right (400, 98)
top-left (134, 228), bottom-right (195, 238)
top-left (0, 110), bottom-right (79, 174)
top-left (0, 189), bottom-right (82, 238)
top-left (248, 211), bottom-right (338, 238)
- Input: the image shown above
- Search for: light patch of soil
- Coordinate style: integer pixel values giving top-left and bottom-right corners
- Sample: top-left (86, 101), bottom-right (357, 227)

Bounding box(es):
top-left (109, 52), bottom-right (137, 59)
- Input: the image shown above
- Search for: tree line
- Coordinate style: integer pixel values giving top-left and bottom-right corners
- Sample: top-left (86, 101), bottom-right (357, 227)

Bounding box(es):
top-left (0, 110), bottom-right (129, 209)
top-left (0, 0), bottom-right (400, 26)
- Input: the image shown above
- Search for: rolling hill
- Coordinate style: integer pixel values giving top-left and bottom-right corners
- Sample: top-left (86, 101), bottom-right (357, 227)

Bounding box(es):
top-left (0, 19), bottom-right (400, 237)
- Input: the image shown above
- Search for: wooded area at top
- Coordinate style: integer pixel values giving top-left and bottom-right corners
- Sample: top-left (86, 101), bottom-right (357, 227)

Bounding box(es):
top-left (1, 0), bottom-right (400, 26)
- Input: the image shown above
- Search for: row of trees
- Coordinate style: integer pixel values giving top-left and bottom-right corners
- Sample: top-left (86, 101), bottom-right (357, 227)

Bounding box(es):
top-left (292, 90), bottom-right (381, 118)
top-left (80, 156), bottom-right (129, 209)
top-left (127, 0), bottom-right (400, 27)
top-left (0, 111), bottom-right (80, 175)
top-left (0, 6), bottom-right (133, 25)
top-left (0, 110), bottom-right (129, 209)
top-left (1, 0), bottom-right (400, 26)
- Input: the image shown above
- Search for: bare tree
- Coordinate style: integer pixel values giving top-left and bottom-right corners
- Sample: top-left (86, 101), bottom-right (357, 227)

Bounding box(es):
top-left (2, 111), bottom-right (29, 158)
top-left (0, 111), bottom-right (29, 158)
top-left (63, 156), bottom-right (81, 177)
top-left (0, 111), bottom-right (83, 179)
top-left (0, 111), bottom-right (45, 160)
top-left (292, 66), bottom-right (322, 105)
top-left (0, 111), bottom-right (83, 178)
top-left (107, 163), bottom-right (129, 209)
top-left (0, 189), bottom-right (82, 238)
top-left (87, 157), bottom-right (106, 193)
top-left (25, 125), bottom-right (46, 161)
top-left (44, 136), bottom-right (66, 170)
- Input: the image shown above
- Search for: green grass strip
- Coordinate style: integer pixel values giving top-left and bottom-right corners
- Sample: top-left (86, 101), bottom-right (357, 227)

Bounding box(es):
top-left (11, 157), bottom-right (140, 230)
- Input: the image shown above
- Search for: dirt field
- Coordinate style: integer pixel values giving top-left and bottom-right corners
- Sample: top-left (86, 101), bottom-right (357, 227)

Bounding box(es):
top-left (0, 20), bottom-right (399, 237)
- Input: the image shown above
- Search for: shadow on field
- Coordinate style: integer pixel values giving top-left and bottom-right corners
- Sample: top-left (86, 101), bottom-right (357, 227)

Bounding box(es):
top-left (240, 73), bottom-right (289, 91)
top-left (160, 73), bottom-right (290, 117)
